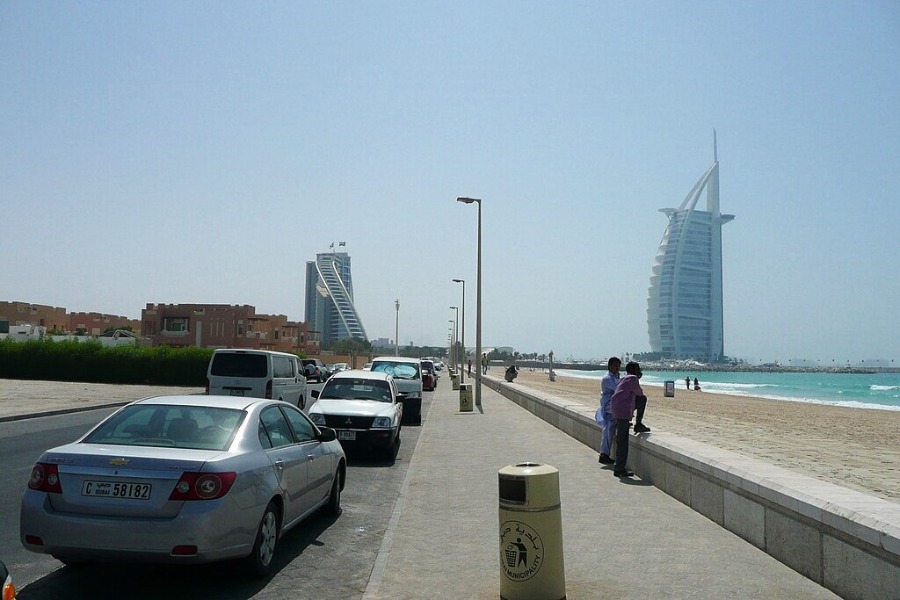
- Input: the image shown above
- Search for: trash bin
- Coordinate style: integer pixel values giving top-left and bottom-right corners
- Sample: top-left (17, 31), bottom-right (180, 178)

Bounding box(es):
top-left (498, 462), bottom-right (566, 600)
top-left (664, 380), bottom-right (675, 398)
top-left (459, 384), bottom-right (473, 412)
top-left (451, 373), bottom-right (460, 391)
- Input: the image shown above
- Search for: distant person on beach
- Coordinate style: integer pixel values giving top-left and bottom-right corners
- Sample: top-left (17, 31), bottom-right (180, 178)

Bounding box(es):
top-left (481, 353), bottom-right (488, 374)
top-left (685, 376), bottom-right (691, 390)
top-left (595, 357), bottom-right (621, 465)
top-left (611, 361), bottom-right (650, 478)
top-left (694, 377), bottom-right (701, 391)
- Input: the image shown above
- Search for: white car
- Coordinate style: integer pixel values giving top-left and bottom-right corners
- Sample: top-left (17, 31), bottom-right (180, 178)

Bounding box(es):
top-left (308, 370), bottom-right (403, 461)
top-left (370, 357), bottom-right (423, 424)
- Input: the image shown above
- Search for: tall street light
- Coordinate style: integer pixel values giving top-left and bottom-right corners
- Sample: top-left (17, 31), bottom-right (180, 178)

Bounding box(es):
top-left (450, 308), bottom-right (459, 371)
top-left (394, 299), bottom-right (400, 356)
top-left (452, 279), bottom-right (465, 383)
top-left (456, 196), bottom-right (482, 407)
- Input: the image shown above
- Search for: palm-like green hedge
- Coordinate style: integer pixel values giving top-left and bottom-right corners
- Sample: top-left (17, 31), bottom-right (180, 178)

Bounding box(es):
top-left (0, 339), bottom-right (212, 386)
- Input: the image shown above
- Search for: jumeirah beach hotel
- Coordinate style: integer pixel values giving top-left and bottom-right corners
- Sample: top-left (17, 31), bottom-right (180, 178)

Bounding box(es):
top-left (647, 135), bottom-right (734, 362)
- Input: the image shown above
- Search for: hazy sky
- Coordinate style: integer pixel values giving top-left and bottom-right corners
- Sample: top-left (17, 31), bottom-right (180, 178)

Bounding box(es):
top-left (2, 2), bottom-right (898, 364)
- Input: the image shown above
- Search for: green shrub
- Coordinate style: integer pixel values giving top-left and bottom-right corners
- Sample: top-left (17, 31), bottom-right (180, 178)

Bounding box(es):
top-left (0, 338), bottom-right (212, 386)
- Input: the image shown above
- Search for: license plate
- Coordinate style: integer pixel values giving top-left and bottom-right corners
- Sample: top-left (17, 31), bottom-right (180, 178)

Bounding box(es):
top-left (337, 431), bottom-right (356, 441)
top-left (229, 389), bottom-right (244, 396)
top-left (82, 480), bottom-right (152, 499)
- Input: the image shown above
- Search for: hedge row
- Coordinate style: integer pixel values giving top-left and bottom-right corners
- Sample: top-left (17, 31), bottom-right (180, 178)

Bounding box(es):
top-left (0, 339), bottom-right (213, 386)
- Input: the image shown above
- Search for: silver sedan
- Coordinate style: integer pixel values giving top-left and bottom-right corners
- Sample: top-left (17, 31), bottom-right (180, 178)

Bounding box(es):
top-left (20, 395), bottom-right (346, 577)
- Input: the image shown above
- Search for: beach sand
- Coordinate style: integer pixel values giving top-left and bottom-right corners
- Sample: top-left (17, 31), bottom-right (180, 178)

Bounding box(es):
top-left (510, 368), bottom-right (900, 503)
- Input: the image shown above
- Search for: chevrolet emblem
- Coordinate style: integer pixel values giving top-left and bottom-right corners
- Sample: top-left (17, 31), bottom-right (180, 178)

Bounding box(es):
top-left (109, 457), bottom-right (130, 466)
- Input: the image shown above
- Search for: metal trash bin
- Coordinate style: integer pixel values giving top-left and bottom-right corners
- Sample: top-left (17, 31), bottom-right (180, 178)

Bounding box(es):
top-left (452, 374), bottom-right (460, 391)
top-left (498, 463), bottom-right (566, 600)
top-left (459, 384), bottom-right (473, 412)
top-left (664, 380), bottom-right (675, 397)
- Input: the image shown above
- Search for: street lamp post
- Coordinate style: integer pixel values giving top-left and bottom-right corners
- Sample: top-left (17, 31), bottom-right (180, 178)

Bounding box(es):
top-left (394, 299), bottom-right (400, 356)
top-left (450, 308), bottom-right (459, 373)
top-left (457, 197), bottom-right (482, 407)
top-left (452, 279), bottom-right (465, 383)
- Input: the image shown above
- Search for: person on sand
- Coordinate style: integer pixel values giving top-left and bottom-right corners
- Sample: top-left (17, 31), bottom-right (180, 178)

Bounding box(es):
top-left (595, 357), bottom-right (621, 465)
top-left (611, 361), bottom-right (650, 478)
top-left (685, 376), bottom-right (691, 390)
top-left (693, 377), bottom-right (700, 391)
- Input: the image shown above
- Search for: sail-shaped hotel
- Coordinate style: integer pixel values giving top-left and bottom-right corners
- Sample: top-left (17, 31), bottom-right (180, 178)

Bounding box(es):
top-left (305, 245), bottom-right (368, 346)
top-left (647, 135), bottom-right (734, 362)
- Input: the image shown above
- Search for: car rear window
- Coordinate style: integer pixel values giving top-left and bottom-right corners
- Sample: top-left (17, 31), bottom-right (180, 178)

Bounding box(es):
top-left (210, 353), bottom-right (268, 377)
top-left (83, 405), bottom-right (246, 451)
top-left (371, 361), bottom-right (419, 380)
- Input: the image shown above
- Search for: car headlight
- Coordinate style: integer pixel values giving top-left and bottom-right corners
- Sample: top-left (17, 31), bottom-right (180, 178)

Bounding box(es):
top-left (309, 413), bottom-right (325, 426)
top-left (371, 417), bottom-right (393, 429)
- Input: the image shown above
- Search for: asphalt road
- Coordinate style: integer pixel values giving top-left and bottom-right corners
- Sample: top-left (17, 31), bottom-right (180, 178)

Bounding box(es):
top-left (2, 387), bottom-right (432, 600)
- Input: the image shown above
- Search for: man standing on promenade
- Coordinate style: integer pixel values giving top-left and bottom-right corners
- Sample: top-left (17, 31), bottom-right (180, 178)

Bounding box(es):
top-left (611, 361), bottom-right (650, 477)
top-left (595, 357), bottom-right (621, 465)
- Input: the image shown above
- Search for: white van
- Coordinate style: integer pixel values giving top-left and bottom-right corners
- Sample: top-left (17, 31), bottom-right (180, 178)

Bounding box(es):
top-left (206, 349), bottom-right (308, 409)
top-left (370, 356), bottom-right (423, 424)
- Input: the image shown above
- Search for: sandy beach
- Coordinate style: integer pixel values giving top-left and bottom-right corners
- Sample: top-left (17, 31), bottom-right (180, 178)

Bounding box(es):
top-left (510, 368), bottom-right (900, 504)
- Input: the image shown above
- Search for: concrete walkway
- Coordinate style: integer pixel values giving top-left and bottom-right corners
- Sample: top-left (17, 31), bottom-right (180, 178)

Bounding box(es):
top-left (362, 375), bottom-right (839, 600)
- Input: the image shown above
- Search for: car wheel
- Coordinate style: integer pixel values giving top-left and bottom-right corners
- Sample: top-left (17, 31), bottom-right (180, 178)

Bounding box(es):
top-left (324, 469), bottom-right (343, 516)
top-left (247, 501), bottom-right (279, 577)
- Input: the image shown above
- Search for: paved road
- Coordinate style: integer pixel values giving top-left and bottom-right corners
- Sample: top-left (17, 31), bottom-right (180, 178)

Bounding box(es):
top-left (0, 378), bottom-right (431, 600)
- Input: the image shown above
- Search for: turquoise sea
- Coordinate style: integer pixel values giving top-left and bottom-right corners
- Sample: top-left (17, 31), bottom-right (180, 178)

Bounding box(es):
top-left (555, 369), bottom-right (900, 411)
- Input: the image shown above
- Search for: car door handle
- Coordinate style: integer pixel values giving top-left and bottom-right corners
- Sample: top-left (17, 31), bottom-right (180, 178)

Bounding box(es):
top-left (274, 459), bottom-right (285, 470)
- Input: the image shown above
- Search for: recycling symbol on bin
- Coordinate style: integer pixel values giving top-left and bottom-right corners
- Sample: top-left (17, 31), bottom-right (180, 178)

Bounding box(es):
top-left (499, 520), bottom-right (544, 581)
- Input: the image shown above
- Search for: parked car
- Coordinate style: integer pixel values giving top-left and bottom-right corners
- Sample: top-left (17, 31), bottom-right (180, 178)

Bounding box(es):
top-left (0, 560), bottom-right (17, 599)
top-left (362, 362), bottom-right (372, 370)
top-left (329, 362), bottom-right (349, 374)
top-left (207, 349), bottom-right (307, 409)
top-left (20, 395), bottom-right (346, 577)
top-left (302, 358), bottom-right (330, 383)
top-left (370, 357), bottom-right (423, 424)
top-left (420, 360), bottom-right (437, 391)
top-left (308, 370), bottom-right (402, 461)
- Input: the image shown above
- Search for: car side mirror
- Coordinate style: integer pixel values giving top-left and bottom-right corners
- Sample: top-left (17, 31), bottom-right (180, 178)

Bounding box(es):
top-left (317, 427), bottom-right (337, 442)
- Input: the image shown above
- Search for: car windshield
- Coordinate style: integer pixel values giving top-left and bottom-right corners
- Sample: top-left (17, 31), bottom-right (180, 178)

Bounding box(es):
top-left (320, 379), bottom-right (392, 402)
top-left (210, 353), bottom-right (267, 377)
top-left (83, 404), bottom-right (246, 451)
top-left (371, 362), bottom-right (419, 380)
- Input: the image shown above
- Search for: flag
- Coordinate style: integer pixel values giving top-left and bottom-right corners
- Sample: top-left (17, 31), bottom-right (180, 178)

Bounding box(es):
top-left (329, 243), bottom-right (334, 249)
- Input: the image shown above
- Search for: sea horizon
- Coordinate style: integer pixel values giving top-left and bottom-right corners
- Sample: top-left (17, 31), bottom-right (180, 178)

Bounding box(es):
top-left (553, 368), bottom-right (900, 412)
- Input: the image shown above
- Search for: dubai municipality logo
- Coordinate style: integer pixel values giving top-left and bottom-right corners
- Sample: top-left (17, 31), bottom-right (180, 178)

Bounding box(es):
top-left (499, 520), bottom-right (543, 582)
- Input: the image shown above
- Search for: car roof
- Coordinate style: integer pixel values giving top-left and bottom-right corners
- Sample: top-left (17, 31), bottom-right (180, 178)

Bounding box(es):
top-left (329, 369), bottom-right (392, 382)
top-left (212, 348), bottom-right (297, 358)
top-left (131, 394), bottom-right (271, 410)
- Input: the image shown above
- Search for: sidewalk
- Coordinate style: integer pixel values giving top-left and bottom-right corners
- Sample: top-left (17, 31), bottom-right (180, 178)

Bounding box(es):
top-left (362, 375), bottom-right (839, 600)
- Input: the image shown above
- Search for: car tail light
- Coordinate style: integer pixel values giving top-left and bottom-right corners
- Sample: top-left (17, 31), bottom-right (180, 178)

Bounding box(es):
top-left (171, 545), bottom-right (198, 556)
top-left (169, 472), bottom-right (237, 501)
top-left (2, 575), bottom-right (16, 600)
top-left (28, 463), bottom-right (62, 493)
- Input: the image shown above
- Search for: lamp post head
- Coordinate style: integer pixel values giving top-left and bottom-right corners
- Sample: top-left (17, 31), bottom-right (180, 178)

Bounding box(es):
top-left (452, 278), bottom-right (464, 284)
top-left (456, 196), bottom-right (481, 205)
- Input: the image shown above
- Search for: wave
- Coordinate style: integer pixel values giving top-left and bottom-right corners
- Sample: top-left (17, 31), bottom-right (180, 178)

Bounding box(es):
top-left (871, 385), bottom-right (900, 391)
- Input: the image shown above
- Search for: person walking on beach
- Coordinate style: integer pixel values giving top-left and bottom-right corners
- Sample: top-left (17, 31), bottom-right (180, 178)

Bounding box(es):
top-left (595, 357), bottom-right (621, 465)
top-left (611, 361), bottom-right (650, 477)
top-left (685, 376), bottom-right (690, 390)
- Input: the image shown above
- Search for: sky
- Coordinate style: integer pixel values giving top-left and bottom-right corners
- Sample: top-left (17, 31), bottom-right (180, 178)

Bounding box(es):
top-left (2, 2), bottom-right (898, 365)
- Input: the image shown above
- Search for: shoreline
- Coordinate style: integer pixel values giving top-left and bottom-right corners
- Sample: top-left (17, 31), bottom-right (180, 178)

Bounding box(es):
top-left (508, 368), bottom-right (900, 504)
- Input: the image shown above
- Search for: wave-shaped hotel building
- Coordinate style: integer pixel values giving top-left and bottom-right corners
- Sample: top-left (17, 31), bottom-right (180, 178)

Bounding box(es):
top-left (647, 135), bottom-right (734, 362)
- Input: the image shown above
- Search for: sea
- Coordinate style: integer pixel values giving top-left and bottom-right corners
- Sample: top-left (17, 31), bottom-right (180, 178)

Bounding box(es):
top-left (554, 369), bottom-right (900, 411)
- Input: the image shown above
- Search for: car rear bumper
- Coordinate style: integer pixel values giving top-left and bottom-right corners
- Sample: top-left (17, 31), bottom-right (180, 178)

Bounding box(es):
top-left (20, 489), bottom-right (260, 564)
